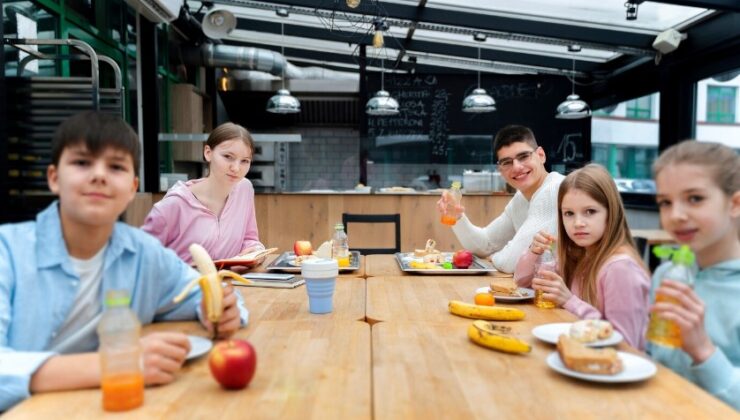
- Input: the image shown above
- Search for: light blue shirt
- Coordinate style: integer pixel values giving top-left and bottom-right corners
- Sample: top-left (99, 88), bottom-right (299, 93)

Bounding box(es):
top-left (0, 202), bottom-right (249, 411)
top-left (649, 259), bottom-right (740, 411)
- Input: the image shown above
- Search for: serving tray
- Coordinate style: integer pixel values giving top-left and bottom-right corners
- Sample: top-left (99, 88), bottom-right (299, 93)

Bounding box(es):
top-left (395, 252), bottom-right (497, 275)
top-left (265, 251), bottom-right (361, 273)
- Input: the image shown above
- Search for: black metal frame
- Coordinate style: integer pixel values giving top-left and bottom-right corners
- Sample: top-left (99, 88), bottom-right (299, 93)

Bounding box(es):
top-left (341, 213), bottom-right (401, 255)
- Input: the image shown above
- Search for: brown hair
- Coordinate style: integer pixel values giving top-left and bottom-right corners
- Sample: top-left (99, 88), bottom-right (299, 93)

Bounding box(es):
top-left (52, 111), bottom-right (140, 173)
top-left (557, 163), bottom-right (645, 308)
top-left (653, 140), bottom-right (740, 197)
top-left (493, 125), bottom-right (538, 158)
top-left (205, 122), bottom-right (255, 161)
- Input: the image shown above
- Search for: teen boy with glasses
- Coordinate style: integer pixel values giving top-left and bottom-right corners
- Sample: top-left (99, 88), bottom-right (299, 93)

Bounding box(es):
top-left (437, 125), bottom-right (565, 273)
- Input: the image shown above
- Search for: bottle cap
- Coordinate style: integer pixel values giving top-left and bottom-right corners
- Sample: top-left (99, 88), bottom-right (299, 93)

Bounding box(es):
top-left (451, 181), bottom-right (461, 189)
top-left (334, 223), bottom-right (344, 231)
top-left (104, 290), bottom-right (131, 307)
top-left (671, 245), bottom-right (695, 266)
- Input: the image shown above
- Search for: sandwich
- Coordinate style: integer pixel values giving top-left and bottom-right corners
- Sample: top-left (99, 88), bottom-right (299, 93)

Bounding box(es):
top-left (569, 320), bottom-right (614, 343)
top-left (490, 279), bottom-right (518, 295)
top-left (557, 335), bottom-right (623, 375)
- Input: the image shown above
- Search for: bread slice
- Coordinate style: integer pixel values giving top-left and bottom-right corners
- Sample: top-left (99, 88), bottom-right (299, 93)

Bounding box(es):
top-left (557, 335), bottom-right (623, 375)
top-left (569, 320), bottom-right (614, 343)
top-left (490, 279), bottom-right (517, 295)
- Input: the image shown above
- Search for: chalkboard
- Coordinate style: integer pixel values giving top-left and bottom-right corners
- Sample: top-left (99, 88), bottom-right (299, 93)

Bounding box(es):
top-left (364, 73), bottom-right (591, 168)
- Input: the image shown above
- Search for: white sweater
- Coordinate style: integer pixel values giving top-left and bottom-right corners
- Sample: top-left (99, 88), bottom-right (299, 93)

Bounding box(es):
top-left (452, 171), bottom-right (565, 273)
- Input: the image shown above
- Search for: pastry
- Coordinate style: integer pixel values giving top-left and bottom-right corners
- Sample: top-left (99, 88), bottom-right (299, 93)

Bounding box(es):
top-left (569, 320), bottom-right (614, 343)
top-left (490, 279), bottom-right (518, 295)
top-left (557, 335), bottom-right (623, 375)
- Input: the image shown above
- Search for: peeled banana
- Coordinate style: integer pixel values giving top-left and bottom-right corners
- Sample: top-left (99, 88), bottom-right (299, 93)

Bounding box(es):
top-left (467, 320), bottom-right (532, 354)
top-left (448, 300), bottom-right (525, 321)
top-left (173, 244), bottom-right (252, 324)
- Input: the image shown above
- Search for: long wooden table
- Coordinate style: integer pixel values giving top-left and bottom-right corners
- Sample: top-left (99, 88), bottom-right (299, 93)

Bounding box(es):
top-left (252, 254), bottom-right (366, 278)
top-left (6, 259), bottom-right (737, 418)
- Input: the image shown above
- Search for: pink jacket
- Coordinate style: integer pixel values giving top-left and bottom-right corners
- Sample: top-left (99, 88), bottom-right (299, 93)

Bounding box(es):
top-left (141, 178), bottom-right (264, 264)
top-left (515, 250), bottom-right (650, 350)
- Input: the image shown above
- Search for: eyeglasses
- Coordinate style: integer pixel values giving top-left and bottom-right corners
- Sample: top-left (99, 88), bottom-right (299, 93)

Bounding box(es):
top-left (497, 150), bottom-right (536, 170)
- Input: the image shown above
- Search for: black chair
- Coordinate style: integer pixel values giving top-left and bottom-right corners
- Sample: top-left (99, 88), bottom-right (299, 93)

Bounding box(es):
top-left (341, 213), bottom-right (401, 255)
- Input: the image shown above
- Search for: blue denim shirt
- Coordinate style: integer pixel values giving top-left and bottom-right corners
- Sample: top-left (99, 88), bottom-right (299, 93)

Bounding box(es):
top-left (0, 202), bottom-right (249, 411)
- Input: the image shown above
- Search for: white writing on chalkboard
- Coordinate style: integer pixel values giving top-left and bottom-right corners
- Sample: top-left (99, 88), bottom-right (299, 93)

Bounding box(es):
top-left (430, 88), bottom-right (450, 158)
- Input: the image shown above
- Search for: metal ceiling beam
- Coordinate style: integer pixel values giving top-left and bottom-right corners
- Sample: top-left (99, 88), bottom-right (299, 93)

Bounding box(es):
top-left (214, 0), bottom-right (656, 49)
top-left (394, 0), bottom-right (427, 68)
top-left (643, 0), bottom-right (740, 12)
top-left (233, 17), bottom-right (604, 73)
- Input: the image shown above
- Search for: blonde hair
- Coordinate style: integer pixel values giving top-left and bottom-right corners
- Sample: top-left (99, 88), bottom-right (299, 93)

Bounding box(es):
top-left (557, 164), bottom-right (644, 308)
top-left (653, 141), bottom-right (740, 197)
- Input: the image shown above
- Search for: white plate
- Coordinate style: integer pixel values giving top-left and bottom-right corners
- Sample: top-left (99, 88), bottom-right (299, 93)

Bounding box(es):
top-left (475, 286), bottom-right (535, 302)
top-left (546, 351), bottom-right (657, 383)
top-left (532, 323), bottom-right (623, 347)
top-left (187, 335), bottom-right (212, 360)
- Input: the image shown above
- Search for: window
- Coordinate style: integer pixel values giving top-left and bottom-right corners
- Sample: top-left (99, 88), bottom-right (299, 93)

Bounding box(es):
top-left (591, 93), bottom-right (659, 195)
top-left (626, 95), bottom-right (652, 119)
top-left (706, 86), bottom-right (737, 123)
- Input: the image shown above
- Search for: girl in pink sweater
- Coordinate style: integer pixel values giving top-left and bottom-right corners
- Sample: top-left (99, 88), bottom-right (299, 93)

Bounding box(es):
top-left (142, 123), bottom-right (264, 265)
top-left (515, 164), bottom-right (650, 349)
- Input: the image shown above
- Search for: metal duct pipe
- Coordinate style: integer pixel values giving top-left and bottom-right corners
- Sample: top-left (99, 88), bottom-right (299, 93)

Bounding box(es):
top-left (181, 44), bottom-right (284, 75)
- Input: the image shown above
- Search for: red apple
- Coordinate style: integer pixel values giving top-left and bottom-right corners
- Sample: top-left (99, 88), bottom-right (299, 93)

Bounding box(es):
top-left (293, 240), bottom-right (313, 256)
top-left (208, 339), bottom-right (257, 390)
top-left (452, 249), bottom-right (474, 269)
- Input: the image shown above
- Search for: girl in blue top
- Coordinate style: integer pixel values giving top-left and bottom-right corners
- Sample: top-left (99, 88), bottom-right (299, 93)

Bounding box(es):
top-left (650, 141), bottom-right (740, 410)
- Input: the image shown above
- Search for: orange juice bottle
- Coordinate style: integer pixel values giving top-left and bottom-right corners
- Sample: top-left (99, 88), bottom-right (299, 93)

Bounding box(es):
top-left (533, 243), bottom-right (557, 309)
top-left (332, 223), bottom-right (351, 267)
top-left (97, 290), bottom-right (144, 412)
top-left (441, 181), bottom-right (462, 226)
top-left (647, 245), bottom-right (695, 348)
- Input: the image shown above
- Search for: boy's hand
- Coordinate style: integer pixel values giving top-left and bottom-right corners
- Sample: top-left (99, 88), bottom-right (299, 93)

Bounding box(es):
top-left (140, 332), bottom-right (190, 385)
top-left (529, 230), bottom-right (556, 255)
top-left (436, 191), bottom-right (465, 218)
top-left (200, 283), bottom-right (241, 339)
top-left (532, 269), bottom-right (571, 306)
top-left (651, 280), bottom-right (716, 364)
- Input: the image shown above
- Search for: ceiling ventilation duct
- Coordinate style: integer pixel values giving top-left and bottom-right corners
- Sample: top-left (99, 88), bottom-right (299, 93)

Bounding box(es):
top-left (124, 0), bottom-right (181, 23)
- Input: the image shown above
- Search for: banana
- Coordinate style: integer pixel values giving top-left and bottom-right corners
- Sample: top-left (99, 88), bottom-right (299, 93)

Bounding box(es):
top-left (467, 320), bottom-right (532, 354)
top-left (448, 300), bottom-right (525, 321)
top-left (173, 244), bottom-right (252, 324)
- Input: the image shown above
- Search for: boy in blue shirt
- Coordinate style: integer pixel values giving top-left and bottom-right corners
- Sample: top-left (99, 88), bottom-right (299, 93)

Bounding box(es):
top-left (0, 111), bottom-right (248, 411)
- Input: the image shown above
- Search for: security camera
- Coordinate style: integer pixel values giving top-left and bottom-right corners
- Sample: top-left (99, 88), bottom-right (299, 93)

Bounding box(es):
top-left (625, 2), bottom-right (638, 20)
top-left (652, 29), bottom-right (685, 54)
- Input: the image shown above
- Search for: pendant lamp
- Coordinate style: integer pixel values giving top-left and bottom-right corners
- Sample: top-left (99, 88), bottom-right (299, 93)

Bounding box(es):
top-left (555, 57), bottom-right (591, 119)
top-left (462, 46), bottom-right (495, 113)
top-left (267, 22), bottom-right (301, 114)
top-left (366, 58), bottom-right (400, 116)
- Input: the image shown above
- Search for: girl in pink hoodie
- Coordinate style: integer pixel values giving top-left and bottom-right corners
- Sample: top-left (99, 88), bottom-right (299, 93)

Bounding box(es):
top-left (142, 123), bottom-right (264, 265)
top-left (515, 164), bottom-right (650, 349)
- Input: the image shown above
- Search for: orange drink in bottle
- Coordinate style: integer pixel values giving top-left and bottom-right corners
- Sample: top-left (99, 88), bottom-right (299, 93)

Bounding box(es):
top-left (98, 290), bottom-right (144, 412)
top-left (647, 245), bottom-right (695, 348)
top-left (441, 181), bottom-right (462, 226)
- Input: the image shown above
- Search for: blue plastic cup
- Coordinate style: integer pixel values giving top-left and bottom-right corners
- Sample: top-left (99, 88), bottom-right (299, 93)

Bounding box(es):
top-left (301, 259), bottom-right (339, 314)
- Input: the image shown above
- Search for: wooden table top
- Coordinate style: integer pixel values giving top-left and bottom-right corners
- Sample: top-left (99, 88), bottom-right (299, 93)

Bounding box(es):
top-left (251, 254), bottom-right (366, 278)
top-left (372, 321), bottom-right (735, 419)
top-left (238, 277), bottom-right (366, 322)
top-left (366, 275), bottom-right (570, 324)
top-left (5, 320), bottom-right (372, 419)
top-left (631, 229), bottom-right (674, 245)
top-left (365, 254), bottom-right (404, 277)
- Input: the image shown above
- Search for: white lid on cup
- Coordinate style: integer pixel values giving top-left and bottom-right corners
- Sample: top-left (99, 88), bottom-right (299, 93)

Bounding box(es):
top-left (301, 258), bottom-right (339, 279)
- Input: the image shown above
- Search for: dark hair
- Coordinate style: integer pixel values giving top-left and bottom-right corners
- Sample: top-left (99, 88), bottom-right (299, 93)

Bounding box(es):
top-left (205, 122), bottom-right (255, 160)
top-left (653, 140), bottom-right (740, 197)
top-left (493, 125), bottom-right (538, 158)
top-left (52, 111), bottom-right (140, 173)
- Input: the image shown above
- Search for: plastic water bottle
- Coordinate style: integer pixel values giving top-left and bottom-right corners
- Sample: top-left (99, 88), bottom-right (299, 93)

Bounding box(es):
top-left (441, 181), bottom-right (462, 226)
top-left (534, 243), bottom-right (557, 309)
top-left (97, 290), bottom-right (144, 412)
top-left (647, 245), bottom-right (695, 348)
top-left (332, 222), bottom-right (350, 267)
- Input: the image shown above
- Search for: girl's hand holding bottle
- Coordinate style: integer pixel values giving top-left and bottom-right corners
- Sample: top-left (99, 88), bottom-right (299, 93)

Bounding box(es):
top-left (651, 280), bottom-right (716, 364)
top-left (529, 230), bottom-right (556, 255)
top-left (531, 269), bottom-right (572, 307)
top-left (200, 283), bottom-right (241, 339)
